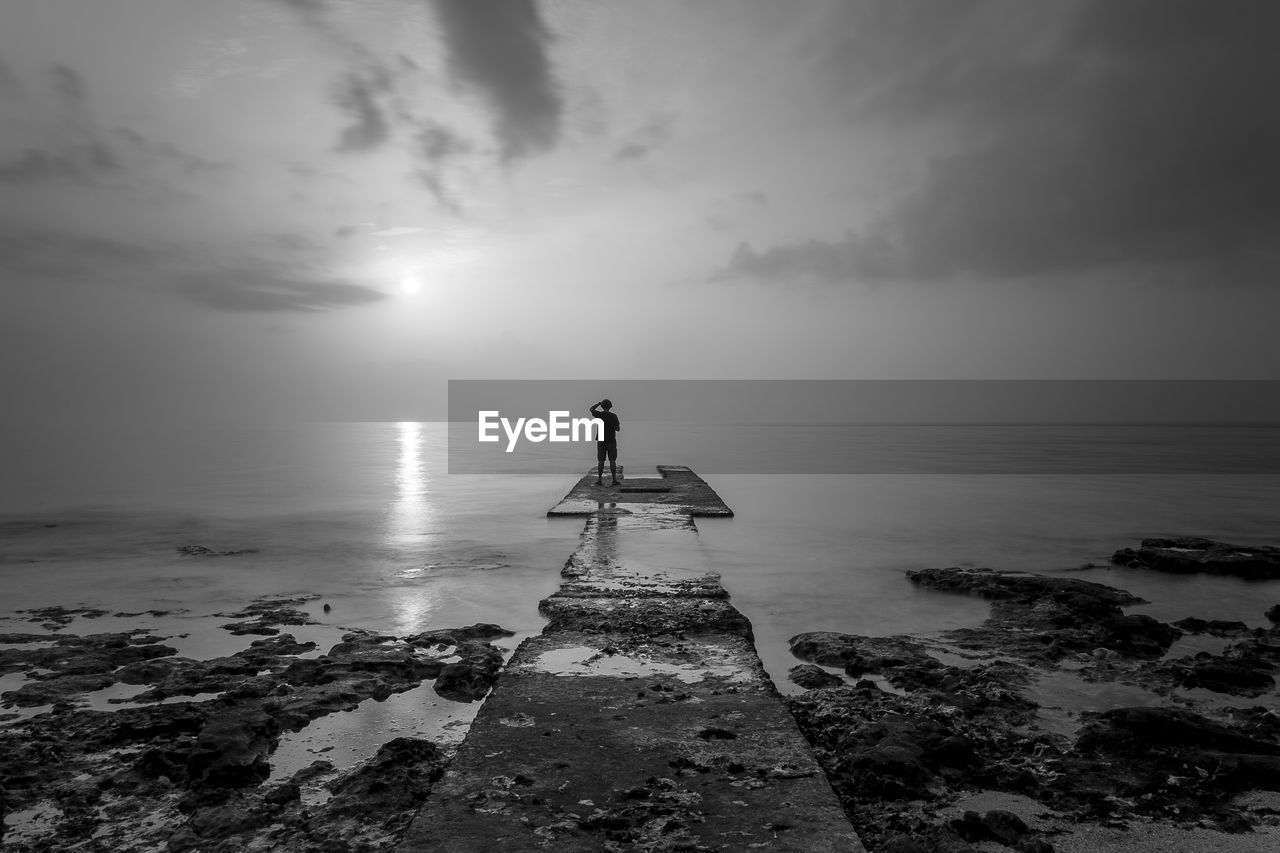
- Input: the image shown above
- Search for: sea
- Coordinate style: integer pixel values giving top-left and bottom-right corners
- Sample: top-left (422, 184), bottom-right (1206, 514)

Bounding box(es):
top-left (2, 421), bottom-right (1279, 770)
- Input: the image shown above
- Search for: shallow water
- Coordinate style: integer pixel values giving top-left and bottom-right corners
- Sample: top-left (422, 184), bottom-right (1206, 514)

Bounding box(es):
top-left (2, 422), bottom-right (1278, 773)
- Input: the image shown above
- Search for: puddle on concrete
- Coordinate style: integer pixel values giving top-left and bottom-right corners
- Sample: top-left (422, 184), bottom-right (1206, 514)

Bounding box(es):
top-left (526, 644), bottom-right (754, 684)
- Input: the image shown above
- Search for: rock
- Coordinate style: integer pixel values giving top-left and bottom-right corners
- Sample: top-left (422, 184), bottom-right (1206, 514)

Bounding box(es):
top-left (1181, 659), bottom-right (1275, 696)
top-left (906, 567), bottom-right (1143, 607)
top-left (289, 759), bottom-right (336, 785)
top-left (1173, 617), bottom-right (1250, 636)
top-left (263, 782), bottom-right (300, 804)
top-left (323, 737), bottom-right (444, 817)
top-left (1015, 839), bottom-right (1055, 853)
top-left (1077, 706), bottom-right (1280, 757)
top-left (433, 641), bottom-right (504, 702)
top-left (214, 597), bottom-right (318, 635)
top-left (1267, 604), bottom-right (1280, 624)
top-left (185, 708), bottom-right (280, 788)
top-left (788, 664), bottom-right (844, 689)
top-left (1110, 537), bottom-right (1280, 580)
top-left (406, 623), bottom-right (514, 646)
top-left (16, 606), bottom-right (110, 627)
top-left (0, 606), bottom-right (487, 851)
top-left (849, 740), bottom-right (936, 798)
top-left (789, 632), bottom-right (943, 675)
top-left (907, 568), bottom-right (1180, 662)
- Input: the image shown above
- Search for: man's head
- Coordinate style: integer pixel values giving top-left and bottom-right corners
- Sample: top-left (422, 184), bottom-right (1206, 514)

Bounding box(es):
top-left (600, 399), bottom-right (612, 410)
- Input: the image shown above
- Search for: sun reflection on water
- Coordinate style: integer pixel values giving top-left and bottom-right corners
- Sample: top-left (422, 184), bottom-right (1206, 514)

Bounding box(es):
top-left (387, 421), bottom-right (435, 547)
top-left (387, 422), bottom-right (440, 632)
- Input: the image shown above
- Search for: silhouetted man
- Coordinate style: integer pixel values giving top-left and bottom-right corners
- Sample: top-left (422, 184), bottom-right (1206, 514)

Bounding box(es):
top-left (589, 399), bottom-right (621, 486)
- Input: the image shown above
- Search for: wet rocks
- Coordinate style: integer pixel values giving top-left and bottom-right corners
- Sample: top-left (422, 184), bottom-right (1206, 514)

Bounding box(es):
top-left (216, 596), bottom-right (319, 636)
top-left (1, 631), bottom-right (179, 708)
top-left (1173, 617), bottom-right (1250, 636)
top-left (907, 567), bottom-right (1181, 662)
top-left (1111, 536), bottom-right (1280, 579)
top-left (1149, 628), bottom-right (1280, 698)
top-left (407, 623), bottom-right (514, 645)
top-left (14, 605), bottom-right (110, 630)
top-left (950, 809), bottom-right (1031, 846)
top-left (1039, 706), bottom-right (1280, 825)
top-left (788, 561), bottom-right (1280, 848)
top-left (433, 641), bottom-right (505, 702)
top-left (323, 737), bottom-right (444, 818)
top-left (789, 663), bottom-right (844, 689)
top-left (786, 678), bottom-right (1052, 851)
top-left (0, 605), bottom-right (513, 851)
top-left (185, 707), bottom-right (281, 787)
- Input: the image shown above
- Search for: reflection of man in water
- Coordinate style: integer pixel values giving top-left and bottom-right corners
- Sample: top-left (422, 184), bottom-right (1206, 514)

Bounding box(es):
top-left (589, 399), bottom-right (621, 486)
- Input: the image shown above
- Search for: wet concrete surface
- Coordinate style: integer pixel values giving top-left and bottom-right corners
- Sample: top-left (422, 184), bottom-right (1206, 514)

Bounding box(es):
top-left (397, 466), bottom-right (863, 851)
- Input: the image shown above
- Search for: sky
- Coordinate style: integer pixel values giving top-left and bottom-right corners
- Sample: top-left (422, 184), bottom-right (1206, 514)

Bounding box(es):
top-left (1, 0), bottom-right (1277, 422)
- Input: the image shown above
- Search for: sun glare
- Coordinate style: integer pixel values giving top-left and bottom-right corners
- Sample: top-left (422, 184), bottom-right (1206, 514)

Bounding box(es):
top-left (398, 274), bottom-right (422, 296)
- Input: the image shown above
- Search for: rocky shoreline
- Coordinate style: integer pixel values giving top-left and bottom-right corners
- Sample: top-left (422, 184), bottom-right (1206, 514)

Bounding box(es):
top-left (784, 537), bottom-right (1280, 852)
top-left (0, 599), bottom-right (511, 851)
top-left (4, 536), bottom-right (1279, 851)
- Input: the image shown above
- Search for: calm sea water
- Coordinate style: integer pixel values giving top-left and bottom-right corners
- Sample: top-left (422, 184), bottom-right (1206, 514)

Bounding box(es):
top-left (2, 421), bottom-right (1279, 688)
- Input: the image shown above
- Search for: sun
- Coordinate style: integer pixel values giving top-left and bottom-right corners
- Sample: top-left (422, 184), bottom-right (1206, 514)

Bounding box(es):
top-left (398, 274), bottom-right (422, 296)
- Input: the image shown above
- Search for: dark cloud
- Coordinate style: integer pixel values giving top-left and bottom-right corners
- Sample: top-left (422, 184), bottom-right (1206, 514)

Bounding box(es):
top-left (415, 170), bottom-right (463, 216)
top-left (409, 121), bottom-right (470, 213)
top-left (113, 128), bottom-right (228, 175)
top-left (0, 144), bottom-right (119, 184)
top-left (415, 121), bottom-right (470, 163)
top-left (0, 226), bottom-right (385, 313)
top-left (430, 0), bottom-right (562, 161)
top-left (0, 228), bottom-right (166, 280)
top-left (749, 0), bottom-right (1280, 284)
top-left (180, 272), bottom-right (387, 312)
top-left (49, 64), bottom-right (85, 104)
top-left (614, 114), bottom-right (673, 162)
top-left (724, 233), bottom-right (898, 283)
top-left (0, 54), bottom-right (22, 93)
top-left (332, 69), bottom-right (392, 151)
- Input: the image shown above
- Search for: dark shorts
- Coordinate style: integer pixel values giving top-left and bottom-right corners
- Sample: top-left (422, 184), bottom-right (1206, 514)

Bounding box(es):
top-left (597, 440), bottom-right (617, 462)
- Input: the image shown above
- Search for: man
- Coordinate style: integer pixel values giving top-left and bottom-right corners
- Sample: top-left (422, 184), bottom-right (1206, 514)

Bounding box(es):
top-left (589, 399), bottom-right (621, 486)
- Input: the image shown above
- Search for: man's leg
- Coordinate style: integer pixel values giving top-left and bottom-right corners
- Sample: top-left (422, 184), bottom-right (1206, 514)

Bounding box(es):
top-left (596, 443), bottom-right (605, 485)
top-left (608, 446), bottom-right (618, 485)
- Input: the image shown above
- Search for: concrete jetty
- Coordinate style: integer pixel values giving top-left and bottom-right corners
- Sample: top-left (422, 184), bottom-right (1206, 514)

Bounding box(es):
top-left (398, 466), bottom-right (864, 851)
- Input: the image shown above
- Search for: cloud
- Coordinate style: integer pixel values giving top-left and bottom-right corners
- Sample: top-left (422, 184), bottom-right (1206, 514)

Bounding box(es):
top-left (0, 228), bottom-right (167, 280)
top-left (179, 271), bottom-right (388, 312)
top-left (415, 170), bottom-right (463, 216)
top-left (430, 0), bottom-right (562, 161)
top-left (49, 63), bottom-right (86, 105)
top-left (724, 233), bottom-right (899, 283)
top-left (415, 121), bottom-right (471, 163)
top-left (331, 68), bottom-right (393, 151)
top-left (408, 120), bottom-right (472, 214)
top-left (0, 54), bottom-right (24, 94)
top-left (614, 114), bottom-right (673, 162)
top-left (112, 128), bottom-right (228, 175)
top-left (0, 145), bottom-right (119, 184)
top-left (0, 225), bottom-right (386, 313)
top-left (736, 0), bottom-right (1280, 285)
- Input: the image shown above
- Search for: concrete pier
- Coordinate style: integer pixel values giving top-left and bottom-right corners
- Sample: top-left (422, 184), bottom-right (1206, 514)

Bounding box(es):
top-left (397, 466), bottom-right (864, 851)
